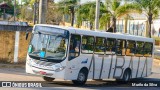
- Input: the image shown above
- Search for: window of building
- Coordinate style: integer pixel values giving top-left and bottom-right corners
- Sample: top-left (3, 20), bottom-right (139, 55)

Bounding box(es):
top-left (116, 40), bottom-right (126, 56)
top-left (135, 41), bottom-right (144, 56)
top-left (82, 36), bottom-right (94, 54)
top-left (95, 37), bottom-right (106, 54)
top-left (144, 42), bottom-right (152, 57)
top-left (126, 41), bottom-right (136, 56)
top-left (106, 38), bottom-right (116, 54)
top-left (69, 34), bottom-right (81, 60)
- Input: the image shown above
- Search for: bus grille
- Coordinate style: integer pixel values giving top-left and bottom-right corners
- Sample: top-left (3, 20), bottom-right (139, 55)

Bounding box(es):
top-left (32, 59), bottom-right (56, 66)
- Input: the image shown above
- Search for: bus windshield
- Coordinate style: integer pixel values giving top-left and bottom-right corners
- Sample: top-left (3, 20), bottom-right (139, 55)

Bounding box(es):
top-left (28, 26), bottom-right (69, 62)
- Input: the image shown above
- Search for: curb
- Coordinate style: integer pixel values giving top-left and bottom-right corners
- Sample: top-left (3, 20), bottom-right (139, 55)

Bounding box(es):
top-left (0, 63), bottom-right (25, 68)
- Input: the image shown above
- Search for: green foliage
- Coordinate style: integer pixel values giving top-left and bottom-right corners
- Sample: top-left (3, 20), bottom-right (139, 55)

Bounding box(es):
top-left (133, 0), bottom-right (160, 37)
top-left (99, 13), bottom-right (110, 29)
top-left (102, 0), bottom-right (142, 32)
top-left (21, 0), bottom-right (30, 5)
top-left (20, 6), bottom-right (33, 21)
top-left (46, 2), bottom-right (63, 25)
top-left (134, 0), bottom-right (160, 18)
top-left (58, 0), bottom-right (79, 26)
top-left (111, 0), bottom-right (120, 11)
top-left (116, 3), bottom-right (142, 17)
top-left (0, 0), bottom-right (15, 15)
top-left (76, 2), bottom-right (108, 30)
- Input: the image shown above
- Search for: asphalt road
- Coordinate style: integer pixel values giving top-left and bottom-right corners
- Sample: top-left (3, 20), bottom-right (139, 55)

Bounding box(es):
top-left (0, 59), bottom-right (159, 90)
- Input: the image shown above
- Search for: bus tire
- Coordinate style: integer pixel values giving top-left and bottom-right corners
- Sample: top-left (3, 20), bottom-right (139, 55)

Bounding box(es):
top-left (116, 69), bottom-right (131, 83)
top-left (72, 69), bottom-right (88, 85)
top-left (122, 69), bottom-right (131, 82)
top-left (43, 76), bottom-right (55, 82)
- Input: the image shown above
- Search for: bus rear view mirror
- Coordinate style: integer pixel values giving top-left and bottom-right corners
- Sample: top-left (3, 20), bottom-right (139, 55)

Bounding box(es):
top-left (26, 32), bottom-right (29, 40)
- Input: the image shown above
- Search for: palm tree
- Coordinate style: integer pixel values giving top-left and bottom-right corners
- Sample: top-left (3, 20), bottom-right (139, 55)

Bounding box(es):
top-left (105, 0), bottom-right (141, 33)
top-left (133, 0), bottom-right (160, 37)
top-left (99, 1), bottom-right (111, 30)
top-left (76, 2), bottom-right (107, 30)
top-left (76, 2), bottom-right (96, 30)
top-left (58, 0), bottom-right (79, 26)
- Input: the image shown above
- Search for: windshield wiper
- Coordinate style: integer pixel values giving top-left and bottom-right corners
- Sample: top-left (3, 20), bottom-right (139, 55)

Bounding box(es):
top-left (29, 54), bottom-right (41, 60)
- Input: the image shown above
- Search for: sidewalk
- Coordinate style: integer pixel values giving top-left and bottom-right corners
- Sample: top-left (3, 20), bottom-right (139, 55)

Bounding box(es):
top-left (0, 63), bottom-right (25, 69)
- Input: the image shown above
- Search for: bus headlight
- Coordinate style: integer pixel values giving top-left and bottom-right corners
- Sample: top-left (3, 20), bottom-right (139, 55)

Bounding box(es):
top-left (55, 66), bottom-right (65, 72)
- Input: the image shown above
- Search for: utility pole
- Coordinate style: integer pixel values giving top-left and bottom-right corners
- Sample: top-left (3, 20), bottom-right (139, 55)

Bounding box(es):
top-left (95, 0), bottom-right (100, 30)
top-left (33, 0), bottom-right (38, 24)
top-left (39, 0), bottom-right (47, 24)
top-left (14, 0), bottom-right (16, 21)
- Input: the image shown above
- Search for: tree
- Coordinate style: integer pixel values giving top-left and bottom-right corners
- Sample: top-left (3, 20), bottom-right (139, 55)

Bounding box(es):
top-left (76, 2), bottom-right (107, 30)
top-left (46, 1), bottom-right (63, 25)
top-left (58, 0), bottom-right (79, 26)
top-left (20, 6), bottom-right (33, 21)
top-left (0, 0), bottom-right (16, 19)
top-left (99, 13), bottom-right (110, 30)
top-left (99, 1), bottom-right (111, 30)
top-left (76, 2), bottom-right (96, 30)
top-left (133, 0), bottom-right (160, 38)
top-left (105, 0), bottom-right (141, 33)
top-left (19, 0), bottom-right (32, 21)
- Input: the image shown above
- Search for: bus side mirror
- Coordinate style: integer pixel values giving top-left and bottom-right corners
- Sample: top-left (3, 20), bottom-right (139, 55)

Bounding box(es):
top-left (26, 32), bottom-right (29, 40)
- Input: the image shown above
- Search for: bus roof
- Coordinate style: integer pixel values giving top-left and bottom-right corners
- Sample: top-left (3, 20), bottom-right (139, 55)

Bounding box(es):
top-left (35, 24), bottom-right (154, 43)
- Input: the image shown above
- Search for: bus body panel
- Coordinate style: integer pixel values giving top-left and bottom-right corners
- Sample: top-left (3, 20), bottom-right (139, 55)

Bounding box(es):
top-left (94, 54), bottom-right (103, 79)
top-left (138, 57), bottom-right (146, 78)
top-left (64, 54), bottom-right (93, 80)
top-left (131, 57), bottom-right (139, 78)
top-left (26, 24), bottom-right (154, 82)
top-left (100, 55), bottom-right (112, 79)
top-left (106, 55), bottom-right (117, 79)
top-left (147, 57), bottom-right (153, 76)
top-left (26, 55), bottom-right (67, 79)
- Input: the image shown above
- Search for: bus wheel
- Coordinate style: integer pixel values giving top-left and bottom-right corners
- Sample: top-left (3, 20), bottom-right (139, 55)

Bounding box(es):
top-left (72, 69), bottom-right (88, 85)
top-left (122, 70), bottom-right (131, 82)
top-left (116, 69), bottom-right (131, 83)
top-left (43, 76), bottom-right (55, 82)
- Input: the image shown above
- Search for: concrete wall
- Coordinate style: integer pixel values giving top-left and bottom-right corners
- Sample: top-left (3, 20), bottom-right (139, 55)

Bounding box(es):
top-left (0, 25), bottom-right (32, 31)
top-left (0, 31), bottom-right (15, 63)
top-left (0, 31), bottom-right (31, 63)
top-left (0, 25), bottom-right (33, 63)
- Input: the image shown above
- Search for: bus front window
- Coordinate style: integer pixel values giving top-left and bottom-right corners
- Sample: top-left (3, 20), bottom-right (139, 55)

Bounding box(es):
top-left (28, 32), bottom-right (68, 62)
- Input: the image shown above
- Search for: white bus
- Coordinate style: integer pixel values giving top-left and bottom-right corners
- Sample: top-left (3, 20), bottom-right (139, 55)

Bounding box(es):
top-left (26, 24), bottom-right (154, 85)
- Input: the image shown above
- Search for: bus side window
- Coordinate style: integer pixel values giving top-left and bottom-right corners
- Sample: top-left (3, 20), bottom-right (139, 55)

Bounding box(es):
top-left (106, 38), bottom-right (116, 54)
top-left (82, 36), bottom-right (94, 54)
top-left (69, 34), bottom-right (81, 60)
top-left (95, 37), bottom-right (106, 54)
top-left (116, 40), bottom-right (126, 56)
top-left (135, 41), bottom-right (144, 56)
top-left (126, 41), bottom-right (136, 56)
top-left (144, 42), bottom-right (152, 57)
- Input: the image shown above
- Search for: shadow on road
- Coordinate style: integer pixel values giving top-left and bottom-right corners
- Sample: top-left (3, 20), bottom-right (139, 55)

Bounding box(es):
top-left (42, 78), bottom-right (160, 87)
